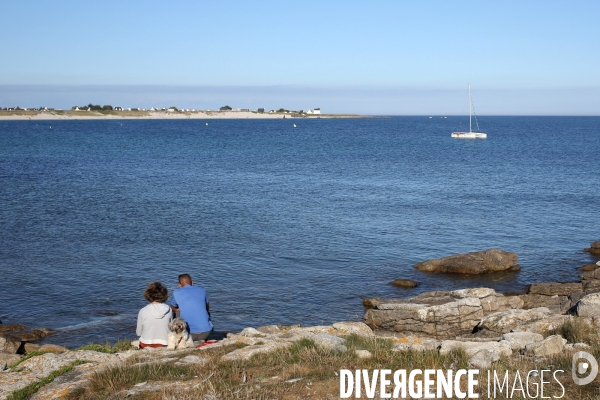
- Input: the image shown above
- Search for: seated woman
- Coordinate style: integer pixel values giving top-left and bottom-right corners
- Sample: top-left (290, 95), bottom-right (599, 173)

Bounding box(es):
top-left (136, 282), bottom-right (172, 349)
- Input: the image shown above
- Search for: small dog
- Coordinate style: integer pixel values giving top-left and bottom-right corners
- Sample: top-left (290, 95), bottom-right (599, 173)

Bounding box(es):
top-left (167, 317), bottom-right (195, 350)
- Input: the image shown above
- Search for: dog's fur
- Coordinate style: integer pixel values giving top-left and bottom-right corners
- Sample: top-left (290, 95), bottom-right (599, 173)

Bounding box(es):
top-left (167, 317), bottom-right (195, 350)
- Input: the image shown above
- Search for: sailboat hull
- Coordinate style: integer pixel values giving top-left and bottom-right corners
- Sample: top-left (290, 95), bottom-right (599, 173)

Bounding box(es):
top-left (451, 132), bottom-right (487, 139)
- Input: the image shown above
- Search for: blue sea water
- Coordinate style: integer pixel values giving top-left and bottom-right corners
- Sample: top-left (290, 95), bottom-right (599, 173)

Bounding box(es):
top-left (1, 116), bottom-right (599, 347)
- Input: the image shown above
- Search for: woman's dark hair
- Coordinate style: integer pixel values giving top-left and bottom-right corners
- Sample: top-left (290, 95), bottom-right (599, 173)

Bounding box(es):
top-left (144, 282), bottom-right (169, 303)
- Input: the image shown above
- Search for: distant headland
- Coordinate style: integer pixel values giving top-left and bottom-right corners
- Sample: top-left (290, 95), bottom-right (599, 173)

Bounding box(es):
top-left (0, 105), bottom-right (363, 120)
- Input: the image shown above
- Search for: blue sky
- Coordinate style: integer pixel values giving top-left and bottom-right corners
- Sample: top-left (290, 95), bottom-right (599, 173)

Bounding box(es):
top-left (1, 1), bottom-right (599, 114)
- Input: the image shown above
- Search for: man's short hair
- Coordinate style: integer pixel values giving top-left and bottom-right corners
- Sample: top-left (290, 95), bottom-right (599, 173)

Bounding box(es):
top-left (178, 273), bottom-right (192, 284)
top-left (144, 282), bottom-right (169, 303)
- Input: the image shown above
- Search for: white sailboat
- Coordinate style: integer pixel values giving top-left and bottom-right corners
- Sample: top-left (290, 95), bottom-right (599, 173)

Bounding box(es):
top-left (451, 84), bottom-right (487, 139)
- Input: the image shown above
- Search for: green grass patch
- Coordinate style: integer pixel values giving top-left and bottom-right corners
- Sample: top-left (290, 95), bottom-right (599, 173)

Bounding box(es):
top-left (6, 360), bottom-right (86, 400)
top-left (77, 338), bottom-right (135, 353)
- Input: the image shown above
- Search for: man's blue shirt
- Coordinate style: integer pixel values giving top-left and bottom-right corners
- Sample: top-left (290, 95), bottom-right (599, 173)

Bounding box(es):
top-left (170, 285), bottom-right (213, 333)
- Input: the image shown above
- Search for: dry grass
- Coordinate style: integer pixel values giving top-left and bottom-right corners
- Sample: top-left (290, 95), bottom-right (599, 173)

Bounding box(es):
top-left (60, 330), bottom-right (600, 399)
top-left (0, 110), bottom-right (40, 116)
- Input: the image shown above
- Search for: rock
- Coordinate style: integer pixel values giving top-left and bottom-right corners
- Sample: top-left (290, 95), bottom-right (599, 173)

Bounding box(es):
top-left (0, 353), bottom-right (22, 368)
top-left (240, 327), bottom-right (265, 337)
top-left (468, 349), bottom-right (500, 369)
top-left (221, 342), bottom-right (290, 361)
top-left (565, 343), bottom-right (591, 352)
top-left (175, 355), bottom-right (207, 365)
top-left (439, 340), bottom-right (512, 357)
top-left (0, 361), bottom-right (5, 371)
top-left (580, 269), bottom-right (600, 280)
top-left (582, 280), bottom-right (600, 294)
top-left (311, 334), bottom-right (347, 352)
top-left (362, 298), bottom-right (381, 308)
top-left (390, 279), bottom-right (419, 288)
top-left (332, 322), bottom-right (373, 337)
top-left (477, 308), bottom-right (552, 334)
top-left (256, 325), bottom-right (280, 334)
top-left (283, 326), bottom-right (338, 341)
top-left (365, 288), bottom-right (522, 339)
top-left (24, 343), bottom-right (42, 353)
top-left (528, 282), bottom-right (582, 296)
top-left (451, 288), bottom-right (496, 298)
top-left (576, 293), bottom-right (600, 317)
top-left (388, 336), bottom-right (440, 352)
top-left (413, 249), bottom-right (519, 274)
top-left (525, 335), bottom-right (566, 357)
top-left (355, 350), bottom-right (372, 359)
top-left (221, 333), bottom-right (264, 346)
top-left (0, 333), bottom-right (22, 354)
top-left (18, 350), bottom-right (118, 375)
top-left (579, 316), bottom-right (600, 330)
top-left (0, 325), bottom-right (26, 332)
top-left (498, 332), bottom-right (544, 351)
top-left (511, 315), bottom-right (572, 335)
top-left (519, 294), bottom-right (571, 313)
top-left (584, 240), bottom-right (600, 255)
top-left (39, 344), bottom-right (69, 353)
top-left (365, 297), bottom-right (484, 339)
top-left (579, 264), bottom-right (598, 271)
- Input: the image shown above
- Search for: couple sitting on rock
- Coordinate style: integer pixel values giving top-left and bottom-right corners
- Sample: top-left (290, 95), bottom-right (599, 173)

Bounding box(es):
top-left (135, 273), bottom-right (213, 349)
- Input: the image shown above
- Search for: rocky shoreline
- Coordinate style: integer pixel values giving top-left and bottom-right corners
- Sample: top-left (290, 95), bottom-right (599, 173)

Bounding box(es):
top-left (1, 240), bottom-right (599, 399)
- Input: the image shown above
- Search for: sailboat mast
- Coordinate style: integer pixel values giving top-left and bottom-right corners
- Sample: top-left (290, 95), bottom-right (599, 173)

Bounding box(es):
top-left (469, 84), bottom-right (472, 132)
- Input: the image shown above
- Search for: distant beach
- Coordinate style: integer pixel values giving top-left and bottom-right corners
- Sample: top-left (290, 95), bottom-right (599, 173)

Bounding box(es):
top-left (0, 110), bottom-right (363, 120)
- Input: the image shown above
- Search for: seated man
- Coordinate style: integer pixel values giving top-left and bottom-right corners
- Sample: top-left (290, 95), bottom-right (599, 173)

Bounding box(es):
top-left (170, 273), bottom-right (213, 342)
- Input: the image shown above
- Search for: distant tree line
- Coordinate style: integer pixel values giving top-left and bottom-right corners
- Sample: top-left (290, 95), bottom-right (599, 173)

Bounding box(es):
top-left (72, 103), bottom-right (113, 111)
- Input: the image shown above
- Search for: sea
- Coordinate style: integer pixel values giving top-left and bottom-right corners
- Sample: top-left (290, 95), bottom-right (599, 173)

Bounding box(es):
top-left (1, 116), bottom-right (599, 348)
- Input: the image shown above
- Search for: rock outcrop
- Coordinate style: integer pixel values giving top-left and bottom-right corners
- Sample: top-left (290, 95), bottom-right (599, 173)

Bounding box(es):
top-left (477, 308), bottom-right (552, 334)
top-left (364, 288), bottom-right (523, 339)
top-left (413, 249), bottom-right (520, 274)
top-left (584, 240), bottom-right (600, 256)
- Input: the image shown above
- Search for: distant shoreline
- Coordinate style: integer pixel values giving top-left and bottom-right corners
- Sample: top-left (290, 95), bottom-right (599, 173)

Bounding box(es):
top-left (0, 110), bottom-right (364, 121)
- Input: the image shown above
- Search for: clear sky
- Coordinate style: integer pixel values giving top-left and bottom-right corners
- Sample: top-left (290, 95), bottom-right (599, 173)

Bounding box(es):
top-left (1, 1), bottom-right (599, 114)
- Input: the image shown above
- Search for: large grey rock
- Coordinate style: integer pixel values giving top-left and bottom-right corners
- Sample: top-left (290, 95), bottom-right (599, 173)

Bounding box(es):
top-left (439, 340), bottom-right (512, 357)
top-left (576, 293), bottom-right (600, 317)
top-left (414, 249), bottom-right (519, 274)
top-left (511, 315), bottom-right (572, 335)
top-left (0, 333), bottom-right (21, 354)
top-left (332, 322), bottom-right (374, 337)
top-left (365, 298), bottom-right (484, 339)
top-left (365, 288), bottom-right (522, 339)
top-left (525, 335), bottom-right (566, 357)
top-left (477, 308), bottom-right (552, 334)
top-left (499, 332), bottom-right (544, 351)
top-left (528, 282), bottom-right (582, 296)
top-left (468, 349), bottom-right (500, 369)
top-left (312, 334), bottom-right (347, 352)
top-left (519, 294), bottom-right (571, 313)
